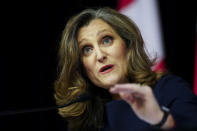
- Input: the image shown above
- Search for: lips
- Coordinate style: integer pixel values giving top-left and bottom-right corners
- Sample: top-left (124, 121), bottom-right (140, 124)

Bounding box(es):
top-left (99, 64), bottom-right (114, 74)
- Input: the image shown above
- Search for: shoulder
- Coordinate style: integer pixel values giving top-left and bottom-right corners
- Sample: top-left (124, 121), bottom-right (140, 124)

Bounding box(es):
top-left (153, 74), bottom-right (196, 104)
top-left (155, 74), bottom-right (191, 89)
top-left (154, 74), bottom-right (193, 94)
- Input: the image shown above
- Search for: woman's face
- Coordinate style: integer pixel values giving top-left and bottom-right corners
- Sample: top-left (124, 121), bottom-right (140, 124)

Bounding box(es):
top-left (77, 19), bottom-right (128, 89)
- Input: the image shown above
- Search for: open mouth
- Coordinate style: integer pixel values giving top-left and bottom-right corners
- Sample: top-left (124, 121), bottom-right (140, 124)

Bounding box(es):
top-left (99, 64), bottom-right (114, 74)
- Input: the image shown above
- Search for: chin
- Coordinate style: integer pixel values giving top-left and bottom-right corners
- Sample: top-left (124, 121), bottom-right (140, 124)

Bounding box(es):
top-left (100, 77), bottom-right (121, 89)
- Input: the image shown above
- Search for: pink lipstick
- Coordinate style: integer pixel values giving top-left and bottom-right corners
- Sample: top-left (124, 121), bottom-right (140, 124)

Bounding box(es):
top-left (99, 64), bottom-right (114, 74)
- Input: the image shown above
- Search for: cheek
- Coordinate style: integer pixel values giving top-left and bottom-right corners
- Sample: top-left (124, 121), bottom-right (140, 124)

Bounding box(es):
top-left (111, 41), bottom-right (128, 73)
top-left (112, 42), bottom-right (127, 58)
top-left (82, 57), bottom-right (95, 75)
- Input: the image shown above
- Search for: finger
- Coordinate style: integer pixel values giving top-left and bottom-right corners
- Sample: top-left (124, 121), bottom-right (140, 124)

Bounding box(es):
top-left (110, 83), bottom-right (141, 94)
top-left (119, 92), bottom-right (135, 104)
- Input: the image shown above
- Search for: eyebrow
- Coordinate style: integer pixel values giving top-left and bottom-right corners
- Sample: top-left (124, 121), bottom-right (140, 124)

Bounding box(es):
top-left (97, 29), bottom-right (112, 37)
top-left (78, 29), bottom-right (112, 45)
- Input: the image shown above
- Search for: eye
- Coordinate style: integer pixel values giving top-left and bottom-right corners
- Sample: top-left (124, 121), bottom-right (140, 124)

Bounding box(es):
top-left (102, 36), bottom-right (113, 45)
top-left (82, 46), bottom-right (93, 55)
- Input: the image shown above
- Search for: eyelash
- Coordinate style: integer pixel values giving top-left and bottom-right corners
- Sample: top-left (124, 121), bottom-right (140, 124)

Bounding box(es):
top-left (101, 35), bottom-right (113, 45)
top-left (81, 45), bottom-right (92, 55)
top-left (81, 35), bottom-right (114, 55)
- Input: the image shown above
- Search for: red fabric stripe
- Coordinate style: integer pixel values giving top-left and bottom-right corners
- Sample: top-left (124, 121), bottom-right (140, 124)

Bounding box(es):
top-left (153, 59), bottom-right (166, 72)
top-left (117, 0), bottom-right (135, 11)
top-left (194, 33), bottom-right (197, 95)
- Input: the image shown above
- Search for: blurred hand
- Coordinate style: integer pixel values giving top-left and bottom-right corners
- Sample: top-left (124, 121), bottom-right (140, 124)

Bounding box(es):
top-left (110, 83), bottom-right (164, 125)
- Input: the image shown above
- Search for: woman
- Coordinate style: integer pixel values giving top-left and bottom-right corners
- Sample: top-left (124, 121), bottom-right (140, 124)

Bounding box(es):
top-left (54, 7), bottom-right (197, 131)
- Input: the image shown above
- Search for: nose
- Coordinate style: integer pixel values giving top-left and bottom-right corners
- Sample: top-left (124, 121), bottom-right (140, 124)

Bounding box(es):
top-left (95, 47), bottom-right (106, 63)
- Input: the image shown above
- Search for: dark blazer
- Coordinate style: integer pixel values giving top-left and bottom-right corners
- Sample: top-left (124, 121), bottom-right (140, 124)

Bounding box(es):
top-left (103, 75), bottom-right (197, 131)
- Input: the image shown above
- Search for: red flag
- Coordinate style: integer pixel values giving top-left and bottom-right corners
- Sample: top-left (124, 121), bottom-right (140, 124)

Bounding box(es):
top-left (117, 0), bottom-right (165, 72)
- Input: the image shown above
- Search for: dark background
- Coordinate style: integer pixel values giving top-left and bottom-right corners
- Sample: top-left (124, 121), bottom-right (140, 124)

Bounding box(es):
top-left (0, 0), bottom-right (196, 131)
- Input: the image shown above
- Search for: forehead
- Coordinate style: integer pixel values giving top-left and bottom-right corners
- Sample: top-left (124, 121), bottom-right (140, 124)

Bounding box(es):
top-left (77, 19), bottom-right (116, 41)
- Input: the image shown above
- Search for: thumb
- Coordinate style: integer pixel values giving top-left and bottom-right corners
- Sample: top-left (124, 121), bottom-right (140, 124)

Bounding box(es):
top-left (120, 92), bottom-right (135, 104)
